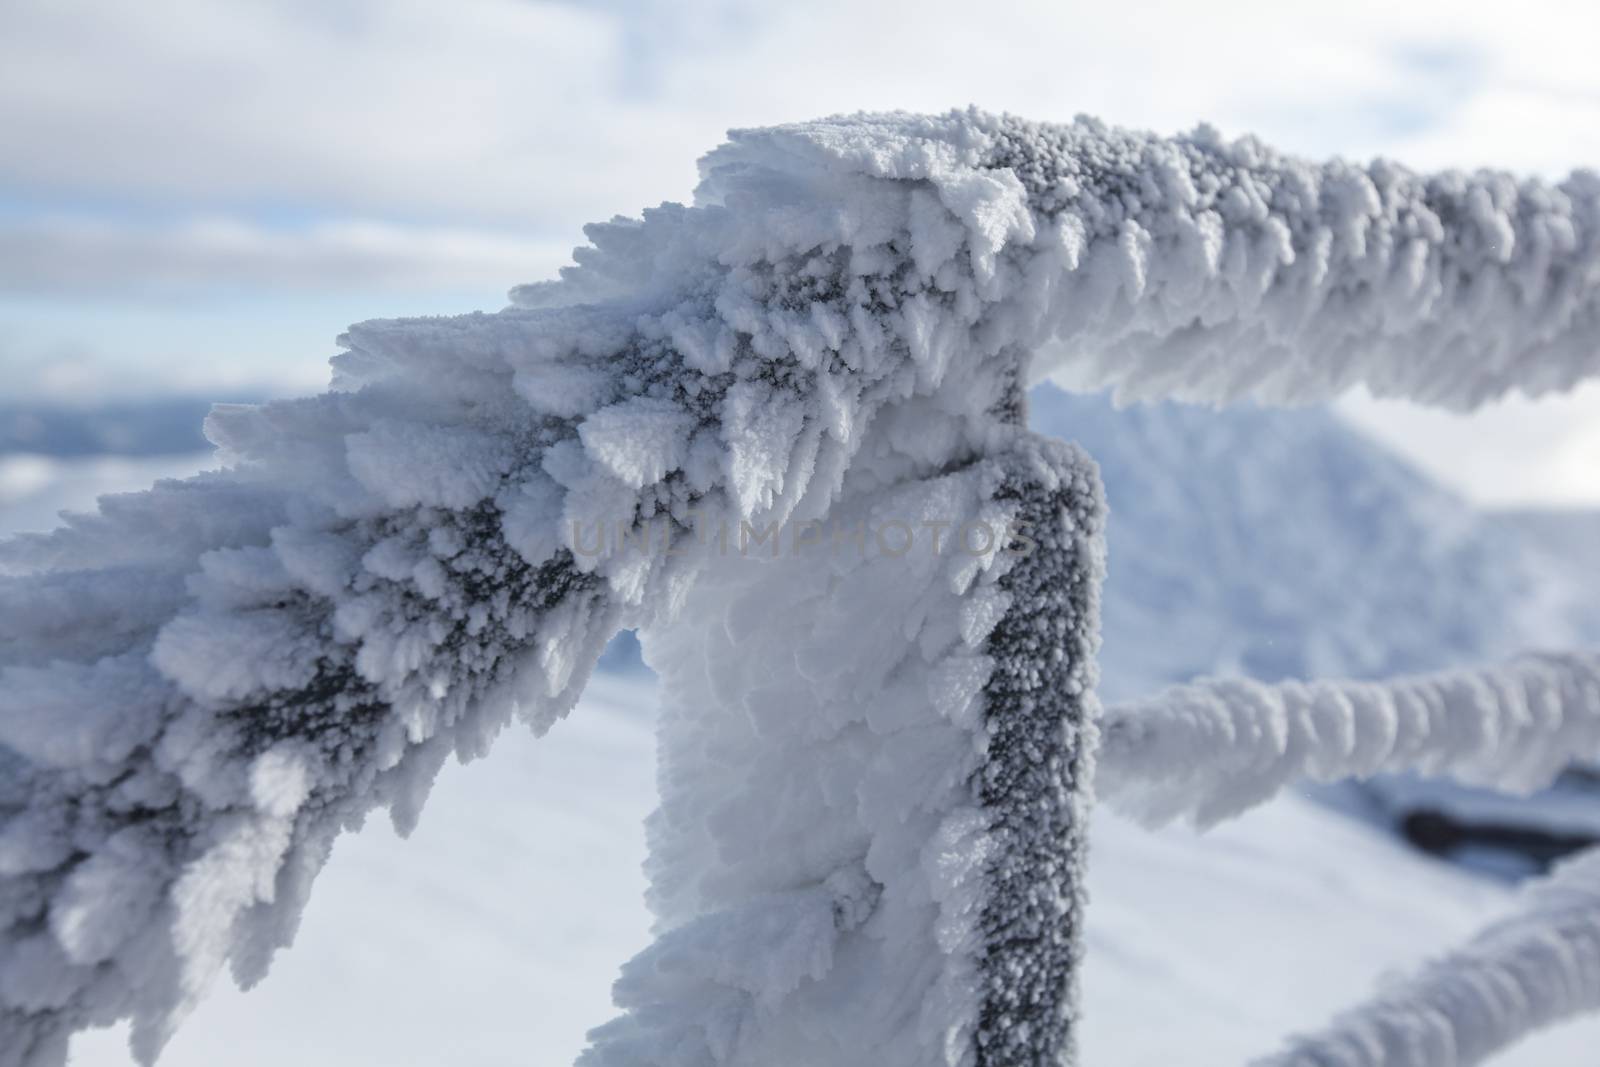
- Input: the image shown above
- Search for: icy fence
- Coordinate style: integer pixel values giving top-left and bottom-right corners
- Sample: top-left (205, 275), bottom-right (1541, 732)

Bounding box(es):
top-left (1258, 843), bottom-right (1600, 1067)
top-left (582, 436), bottom-right (1103, 1067)
top-left (1103, 650), bottom-right (1600, 1066)
top-left (2, 109), bottom-right (1600, 1067)
top-left (1099, 650), bottom-right (1600, 829)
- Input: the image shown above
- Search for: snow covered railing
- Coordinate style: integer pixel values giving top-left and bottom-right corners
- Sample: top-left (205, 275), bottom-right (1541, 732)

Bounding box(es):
top-left (1098, 650), bottom-right (1600, 828)
top-left (583, 435), bottom-right (1105, 1067)
top-left (3, 108), bottom-right (1600, 1067)
top-left (1258, 844), bottom-right (1600, 1067)
top-left (711, 112), bottom-right (1600, 410)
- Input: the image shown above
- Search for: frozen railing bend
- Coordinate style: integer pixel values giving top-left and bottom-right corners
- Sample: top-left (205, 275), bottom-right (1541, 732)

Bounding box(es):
top-left (3, 110), bottom-right (1600, 1066)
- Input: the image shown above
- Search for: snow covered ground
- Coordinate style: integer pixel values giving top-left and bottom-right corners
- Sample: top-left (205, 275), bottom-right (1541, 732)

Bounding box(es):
top-left (7, 391), bottom-right (1600, 1065)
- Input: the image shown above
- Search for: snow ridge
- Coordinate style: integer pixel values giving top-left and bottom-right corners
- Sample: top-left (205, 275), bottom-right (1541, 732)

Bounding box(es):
top-left (1098, 650), bottom-right (1600, 828)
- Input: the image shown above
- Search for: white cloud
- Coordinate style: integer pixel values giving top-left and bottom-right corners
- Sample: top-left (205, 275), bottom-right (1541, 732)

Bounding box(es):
top-left (0, 0), bottom-right (690, 227)
top-left (0, 214), bottom-right (572, 296)
top-left (5, 0), bottom-right (1599, 230)
top-left (1340, 386), bottom-right (1600, 509)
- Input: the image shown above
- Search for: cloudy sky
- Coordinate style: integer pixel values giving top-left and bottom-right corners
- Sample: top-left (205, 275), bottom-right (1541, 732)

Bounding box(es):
top-left (3, 0), bottom-right (1599, 503)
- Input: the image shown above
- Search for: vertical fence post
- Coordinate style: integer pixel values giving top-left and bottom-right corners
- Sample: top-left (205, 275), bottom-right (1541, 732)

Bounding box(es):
top-left (588, 431), bottom-right (1105, 1066)
top-left (976, 436), bottom-right (1104, 1066)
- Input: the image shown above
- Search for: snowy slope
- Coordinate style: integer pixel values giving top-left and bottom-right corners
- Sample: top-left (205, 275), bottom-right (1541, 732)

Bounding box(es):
top-left (6, 388), bottom-right (1600, 1064)
top-left (1492, 508), bottom-right (1600, 645)
top-left (1029, 384), bottom-right (1588, 703)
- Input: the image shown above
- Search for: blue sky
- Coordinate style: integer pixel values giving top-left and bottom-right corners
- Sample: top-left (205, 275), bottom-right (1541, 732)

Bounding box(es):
top-left (3, 0), bottom-right (1599, 503)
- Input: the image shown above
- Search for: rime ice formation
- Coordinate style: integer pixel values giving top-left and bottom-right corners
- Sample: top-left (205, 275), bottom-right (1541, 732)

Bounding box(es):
top-left (1258, 845), bottom-right (1600, 1067)
top-left (584, 436), bottom-right (1102, 1067)
top-left (692, 112), bottom-right (1600, 410)
top-left (3, 109), bottom-right (1600, 1067)
top-left (1098, 651), bottom-right (1600, 829)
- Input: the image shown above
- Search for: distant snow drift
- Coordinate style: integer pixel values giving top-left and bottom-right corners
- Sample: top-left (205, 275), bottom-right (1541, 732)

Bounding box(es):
top-left (2, 109), bottom-right (1600, 1067)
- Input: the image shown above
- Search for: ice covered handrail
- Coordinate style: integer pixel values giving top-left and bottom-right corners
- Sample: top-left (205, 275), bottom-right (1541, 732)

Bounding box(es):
top-left (1096, 650), bottom-right (1600, 828)
top-left (3, 108), bottom-right (1600, 1067)
top-left (687, 110), bottom-right (1600, 408)
top-left (1256, 844), bottom-right (1600, 1067)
